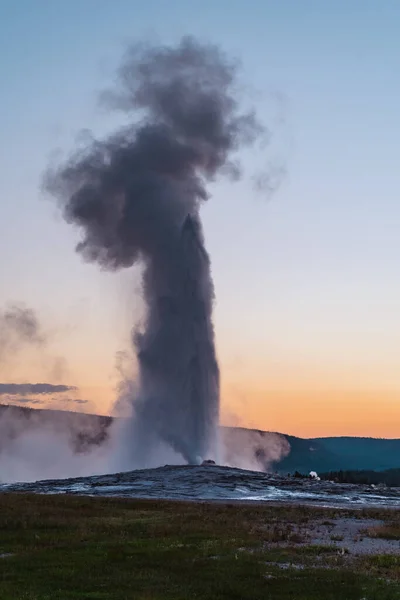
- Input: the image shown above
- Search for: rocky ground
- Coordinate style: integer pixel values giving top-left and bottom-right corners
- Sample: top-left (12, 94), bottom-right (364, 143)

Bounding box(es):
top-left (311, 516), bottom-right (399, 555)
top-left (2, 464), bottom-right (400, 509)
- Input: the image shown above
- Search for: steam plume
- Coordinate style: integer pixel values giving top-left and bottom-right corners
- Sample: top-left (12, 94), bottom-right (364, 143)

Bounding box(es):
top-left (0, 304), bottom-right (44, 362)
top-left (45, 37), bottom-right (265, 466)
top-left (0, 305), bottom-right (44, 344)
top-left (0, 303), bottom-right (70, 387)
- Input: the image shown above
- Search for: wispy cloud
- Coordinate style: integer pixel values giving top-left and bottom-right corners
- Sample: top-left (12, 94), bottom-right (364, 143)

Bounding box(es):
top-left (56, 397), bottom-right (88, 405)
top-left (3, 397), bottom-right (44, 405)
top-left (0, 383), bottom-right (77, 396)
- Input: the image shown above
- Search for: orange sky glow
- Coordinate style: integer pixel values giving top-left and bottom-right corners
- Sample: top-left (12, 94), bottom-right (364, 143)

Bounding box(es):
top-left (2, 329), bottom-right (400, 439)
top-left (9, 378), bottom-right (398, 440)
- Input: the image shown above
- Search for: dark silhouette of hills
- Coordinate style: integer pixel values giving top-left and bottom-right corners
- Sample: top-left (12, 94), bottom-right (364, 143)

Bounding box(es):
top-left (312, 436), bottom-right (400, 471)
top-left (276, 434), bottom-right (400, 474)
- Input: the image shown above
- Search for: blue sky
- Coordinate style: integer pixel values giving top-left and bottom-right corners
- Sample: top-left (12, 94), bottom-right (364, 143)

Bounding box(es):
top-left (1, 1), bottom-right (400, 436)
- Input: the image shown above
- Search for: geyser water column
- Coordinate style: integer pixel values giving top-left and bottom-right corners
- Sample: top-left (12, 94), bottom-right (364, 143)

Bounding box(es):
top-left (44, 37), bottom-right (265, 465)
top-left (133, 212), bottom-right (219, 464)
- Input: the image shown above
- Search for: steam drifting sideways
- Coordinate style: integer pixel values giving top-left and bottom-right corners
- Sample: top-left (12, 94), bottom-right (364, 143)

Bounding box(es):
top-left (45, 37), bottom-right (266, 467)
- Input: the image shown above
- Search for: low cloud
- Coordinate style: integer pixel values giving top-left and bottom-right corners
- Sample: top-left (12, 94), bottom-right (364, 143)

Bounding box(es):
top-left (5, 397), bottom-right (44, 405)
top-left (61, 398), bottom-right (88, 405)
top-left (0, 383), bottom-right (77, 396)
top-left (0, 395), bottom-right (88, 411)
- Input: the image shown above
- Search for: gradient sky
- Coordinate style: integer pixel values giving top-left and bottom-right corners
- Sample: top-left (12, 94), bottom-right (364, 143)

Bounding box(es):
top-left (1, 0), bottom-right (400, 438)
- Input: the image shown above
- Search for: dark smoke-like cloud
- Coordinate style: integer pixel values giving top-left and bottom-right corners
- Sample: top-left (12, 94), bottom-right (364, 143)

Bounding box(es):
top-left (0, 383), bottom-right (77, 396)
top-left (44, 37), bottom-right (268, 465)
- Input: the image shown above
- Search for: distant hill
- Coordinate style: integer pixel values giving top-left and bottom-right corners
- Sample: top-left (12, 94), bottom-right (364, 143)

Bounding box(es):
top-left (0, 404), bottom-right (399, 474)
top-left (271, 434), bottom-right (339, 474)
top-left (276, 435), bottom-right (400, 474)
top-left (312, 437), bottom-right (400, 472)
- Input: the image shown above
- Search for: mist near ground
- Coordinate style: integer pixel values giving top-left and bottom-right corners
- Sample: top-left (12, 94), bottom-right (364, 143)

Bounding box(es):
top-left (0, 405), bottom-right (290, 483)
top-left (2, 405), bottom-right (399, 485)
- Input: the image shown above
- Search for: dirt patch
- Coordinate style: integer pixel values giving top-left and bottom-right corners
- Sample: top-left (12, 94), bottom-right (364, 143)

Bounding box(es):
top-left (265, 517), bottom-right (400, 556)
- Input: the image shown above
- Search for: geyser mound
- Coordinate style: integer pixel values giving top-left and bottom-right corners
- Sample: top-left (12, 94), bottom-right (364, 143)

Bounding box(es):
top-left (44, 37), bottom-right (266, 467)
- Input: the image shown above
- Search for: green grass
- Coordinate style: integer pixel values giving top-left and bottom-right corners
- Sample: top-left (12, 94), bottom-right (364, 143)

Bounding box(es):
top-left (0, 493), bottom-right (399, 599)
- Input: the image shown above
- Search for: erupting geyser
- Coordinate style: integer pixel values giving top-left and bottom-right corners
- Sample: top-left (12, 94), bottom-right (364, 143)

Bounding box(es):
top-left (45, 37), bottom-right (264, 466)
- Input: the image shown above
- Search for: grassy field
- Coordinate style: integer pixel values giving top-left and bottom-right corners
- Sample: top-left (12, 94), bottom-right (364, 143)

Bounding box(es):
top-left (0, 493), bottom-right (399, 599)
